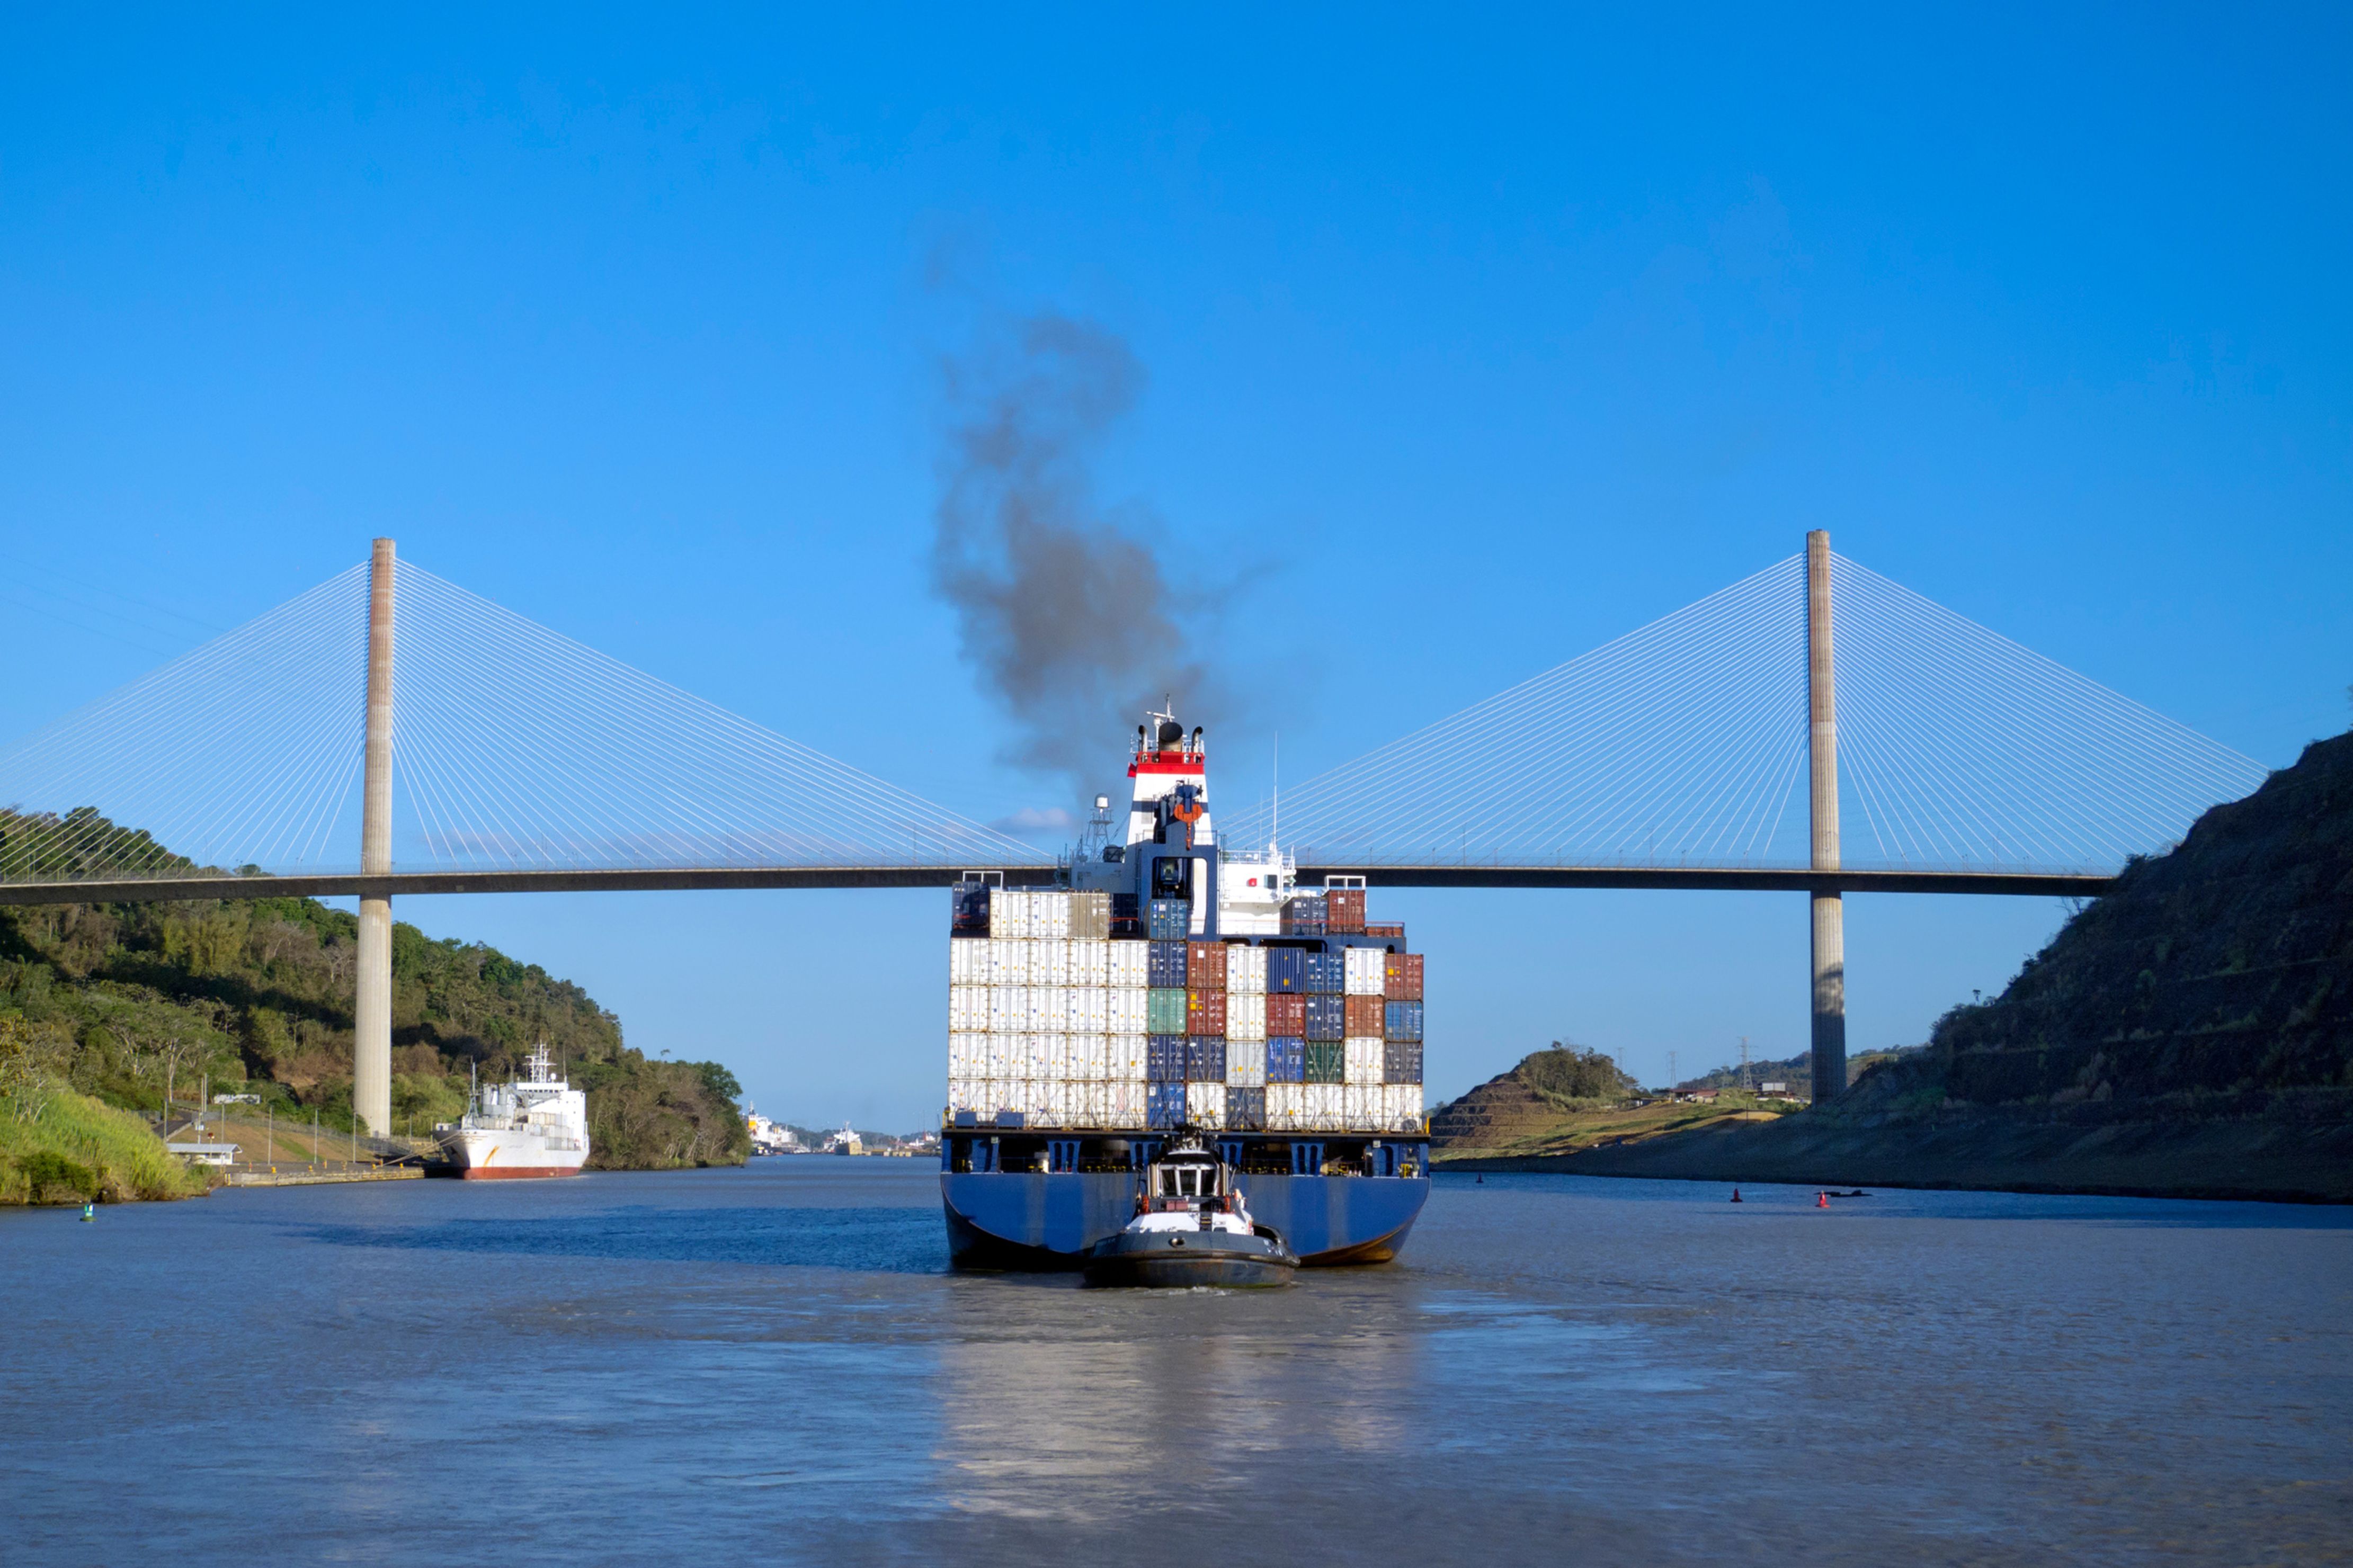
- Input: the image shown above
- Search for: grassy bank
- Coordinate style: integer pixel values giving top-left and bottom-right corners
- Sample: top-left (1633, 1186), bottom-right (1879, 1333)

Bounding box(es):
top-left (1431, 1094), bottom-right (1795, 1163)
top-left (0, 1079), bottom-right (214, 1205)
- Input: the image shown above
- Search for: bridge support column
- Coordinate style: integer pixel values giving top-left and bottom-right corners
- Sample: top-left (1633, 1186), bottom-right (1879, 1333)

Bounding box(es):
top-left (1806, 530), bottom-right (1847, 1105)
top-left (354, 538), bottom-right (396, 1140)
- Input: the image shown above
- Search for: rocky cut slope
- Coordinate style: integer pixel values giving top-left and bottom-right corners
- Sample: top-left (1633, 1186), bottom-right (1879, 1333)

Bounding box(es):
top-left (1430, 1045), bottom-right (1642, 1152)
top-left (1851, 728), bottom-right (2352, 1121)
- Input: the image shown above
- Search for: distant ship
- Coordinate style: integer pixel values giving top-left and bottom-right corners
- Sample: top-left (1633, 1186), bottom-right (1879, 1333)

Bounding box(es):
top-left (435, 1044), bottom-right (589, 1178)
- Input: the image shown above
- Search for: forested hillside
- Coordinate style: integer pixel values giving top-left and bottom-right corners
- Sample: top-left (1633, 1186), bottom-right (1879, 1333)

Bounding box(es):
top-left (0, 808), bottom-right (747, 1170)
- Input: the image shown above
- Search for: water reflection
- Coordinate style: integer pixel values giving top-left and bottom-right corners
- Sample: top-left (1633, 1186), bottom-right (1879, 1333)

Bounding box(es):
top-left (0, 1161), bottom-right (2345, 1565)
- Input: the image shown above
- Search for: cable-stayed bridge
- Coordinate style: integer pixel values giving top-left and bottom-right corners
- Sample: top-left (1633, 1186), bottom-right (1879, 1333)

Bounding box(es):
top-left (0, 535), bottom-right (2267, 1124)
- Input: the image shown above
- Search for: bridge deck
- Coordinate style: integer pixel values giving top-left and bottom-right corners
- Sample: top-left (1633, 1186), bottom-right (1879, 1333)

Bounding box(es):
top-left (0, 864), bottom-right (2113, 904)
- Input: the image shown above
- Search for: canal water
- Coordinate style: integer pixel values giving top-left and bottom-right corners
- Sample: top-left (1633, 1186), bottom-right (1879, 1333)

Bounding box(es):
top-left (3, 1162), bottom-right (2347, 1565)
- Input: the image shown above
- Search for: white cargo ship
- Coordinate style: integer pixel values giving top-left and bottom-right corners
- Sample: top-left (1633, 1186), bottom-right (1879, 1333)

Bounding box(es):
top-left (435, 1044), bottom-right (590, 1178)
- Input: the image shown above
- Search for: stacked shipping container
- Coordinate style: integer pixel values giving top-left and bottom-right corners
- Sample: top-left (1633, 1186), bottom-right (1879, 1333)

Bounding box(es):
top-left (947, 885), bottom-right (1424, 1134)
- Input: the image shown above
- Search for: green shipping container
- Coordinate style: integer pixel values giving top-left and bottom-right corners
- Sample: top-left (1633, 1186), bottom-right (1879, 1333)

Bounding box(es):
top-left (1305, 1040), bottom-right (1345, 1085)
top-left (1147, 987), bottom-right (1189, 1034)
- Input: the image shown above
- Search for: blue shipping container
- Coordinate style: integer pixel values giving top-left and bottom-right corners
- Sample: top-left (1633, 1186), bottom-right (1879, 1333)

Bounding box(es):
top-left (1149, 899), bottom-right (1191, 939)
top-left (1305, 952), bottom-right (1345, 993)
top-left (1146, 1083), bottom-right (1187, 1129)
top-left (1384, 1000), bottom-right (1425, 1042)
top-left (1227, 1087), bottom-right (1267, 1131)
top-left (1265, 1037), bottom-right (1306, 1083)
top-left (1383, 1041), bottom-right (1424, 1085)
top-left (1185, 1037), bottom-right (1227, 1082)
top-left (1147, 1034), bottom-right (1189, 1083)
top-left (1267, 947), bottom-right (1307, 993)
top-left (1305, 994), bottom-right (1347, 1041)
top-left (1147, 939), bottom-right (1189, 988)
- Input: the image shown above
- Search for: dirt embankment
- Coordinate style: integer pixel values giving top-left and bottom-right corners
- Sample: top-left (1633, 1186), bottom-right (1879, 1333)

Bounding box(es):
top-left (1441, 1110), bottom-right (2353, 1203)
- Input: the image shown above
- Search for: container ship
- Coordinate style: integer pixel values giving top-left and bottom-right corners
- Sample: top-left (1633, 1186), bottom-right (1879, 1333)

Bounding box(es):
top-left (435, 1044), bottom-right (590, 1178)
top-left (940, 707), bottom-right (1430, 1267)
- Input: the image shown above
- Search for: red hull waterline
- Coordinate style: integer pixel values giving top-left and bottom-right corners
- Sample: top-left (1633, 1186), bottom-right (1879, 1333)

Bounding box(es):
top-left (454, 1166), bottom-right (583, 1179)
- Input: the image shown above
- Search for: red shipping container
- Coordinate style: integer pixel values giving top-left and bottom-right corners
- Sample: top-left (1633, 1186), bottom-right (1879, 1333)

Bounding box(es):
top-left (1187, 941), bottom-right (1227, 988)
top-left (1384, 953), bottom-right (1425, 1001)
top-left (1265, 992), bottom-right (1306, 1036)
top-left (1344, 994), bottom-right (1385, 1037)
top-left (1187, 988), bottom-right (1228, 1036)
top-left (1326, 888), bottom-right (1366, 933)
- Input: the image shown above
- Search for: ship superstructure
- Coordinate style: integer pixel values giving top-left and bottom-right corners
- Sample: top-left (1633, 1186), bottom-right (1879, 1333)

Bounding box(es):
top-left (940, 706), bottom-right (1430, 1268)
top-left (435, 1043), bottom-right (590, 1179)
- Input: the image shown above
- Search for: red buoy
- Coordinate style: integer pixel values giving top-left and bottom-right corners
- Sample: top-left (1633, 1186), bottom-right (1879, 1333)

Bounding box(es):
top-left (1730, 1188), bottom-right (1742, 1203)
top-left (1816, 1190), bottom-right (1829, 1208)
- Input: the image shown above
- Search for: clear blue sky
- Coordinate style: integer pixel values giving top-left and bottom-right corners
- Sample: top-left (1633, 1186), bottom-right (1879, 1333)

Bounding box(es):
top-left (4, 6), bottom-right (2347, 1127)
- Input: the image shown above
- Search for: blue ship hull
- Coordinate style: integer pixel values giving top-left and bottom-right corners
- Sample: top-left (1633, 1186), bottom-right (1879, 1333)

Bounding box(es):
top-left (942, 1168), bottom-right (1428, 1269)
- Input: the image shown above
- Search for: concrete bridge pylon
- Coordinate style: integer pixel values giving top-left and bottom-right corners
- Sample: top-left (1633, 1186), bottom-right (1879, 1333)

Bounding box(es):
top-left (353, 537), bottom-right (395, 1139)
top-left (1807, 529), bottom-right (1846, 1105)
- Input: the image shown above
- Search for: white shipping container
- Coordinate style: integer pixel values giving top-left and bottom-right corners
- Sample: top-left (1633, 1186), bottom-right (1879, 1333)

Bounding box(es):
top-left (1067, 987), bottom-right (1108, 1035)
top-left (1033, 1079), bottom-right (1069, 1126)
top-left (982, 986), bottom-right (1009, 1033)
top-left (1108, 985), bottom-right (1147, 1034)
top-left (996, 888), bottom-right (1035, 940)
top-left (1344, 948), bottom-right (1386, 996)
top-left (1186, 1081), bottom-right (1227, 1130)
top-left (1344, 1037), bottom-right (1384, 1086)
top-left (1265, 1082), bottom-right (1308, 1131)
top-left (1343, 1083), bottom-right (1381, 1128)
top-left (948, 1032), bottom-right (985, 1077)
top-left (1307, 1083), bottom-right (1346, 1131)
top-left (1227, 992), bottom-right (1267, 1042)
top-left (1019, 940), bottom-right (1049, 986)
top-left (984, 1075), bottom-right (1015, 1114)
top-left (1225, 1044), bottom-right (1265, 1089)
top-left (977, 938), bottom-right (1010, 984)
top-left (948, 984), bottom-right (985, 1033)
top-left (983, 1034), bottom-right (1015, 1077)
top-left (948, 937), bottom-right (985, 985)
top-left (1109, 1033), bottom-right (1148, 1082)
top-left (1069, 938), bottom-right (1110, 988)
top-left (1103, 1079), bottom-right (1142, 1125)
top-left (947, 1076), bottom-right (986, 1113)
top-left (1039, 890), bottom-right (1072, 939)
top-left (1017, 1033), bottom-right (1047, 1079)
top-left (1039, 985), bottom-right (1069, 1034)
top-left (1226, 944), bottom-right (1268, 994)
top-left (1384, 1082), bottom-right (1424, 1131)
top-left (1045, 940), bottom-right (1071, 987)
top-left (1037, 1035), bottom-right (1066, 1080)
top-left (1066, 1034), bottom-right (1102, 1080)
top-left (1108, 942), bottom-right (1148, 988)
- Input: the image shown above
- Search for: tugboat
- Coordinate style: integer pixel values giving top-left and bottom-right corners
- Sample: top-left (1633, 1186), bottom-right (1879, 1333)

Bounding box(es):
top-left (1083, 1139), bottom-right (1299, 1288)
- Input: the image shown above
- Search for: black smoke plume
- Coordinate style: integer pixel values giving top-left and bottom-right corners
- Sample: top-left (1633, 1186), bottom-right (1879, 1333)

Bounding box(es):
top-left (933, 312), bottom-right (1213, 798)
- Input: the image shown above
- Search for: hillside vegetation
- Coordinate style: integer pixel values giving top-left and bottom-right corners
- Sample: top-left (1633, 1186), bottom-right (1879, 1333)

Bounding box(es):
top-left (1848, 729), bottom-right (2352, 1121)
top-left (1, 806), bottom-right (748, 1193)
